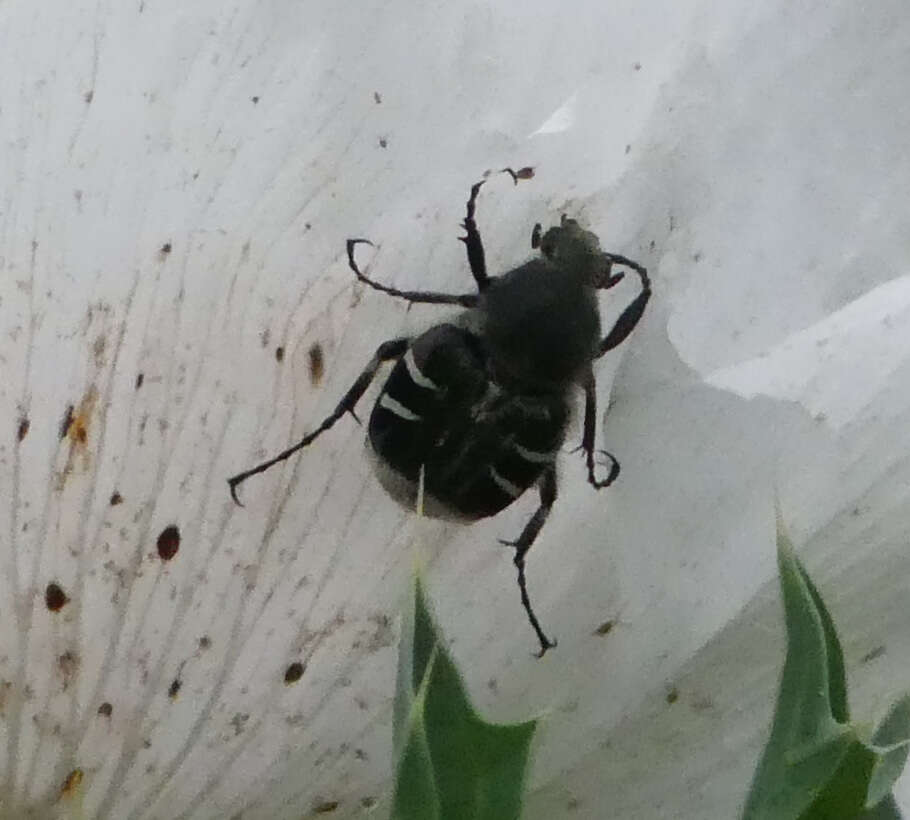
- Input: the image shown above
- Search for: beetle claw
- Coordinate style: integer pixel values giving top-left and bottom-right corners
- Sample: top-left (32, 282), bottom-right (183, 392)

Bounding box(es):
top-left (534, 637), bottom-right (558, 658)
top-left (597, 270), bottom-right (625, 290)
top-left (228, 479), bottom-right (245, 507)
top-left (588, 450), bottom-right (620, 489)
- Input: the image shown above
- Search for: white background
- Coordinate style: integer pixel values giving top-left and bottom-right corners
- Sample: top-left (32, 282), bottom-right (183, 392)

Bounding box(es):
top-left (1, 1), bottom-right (909, 817)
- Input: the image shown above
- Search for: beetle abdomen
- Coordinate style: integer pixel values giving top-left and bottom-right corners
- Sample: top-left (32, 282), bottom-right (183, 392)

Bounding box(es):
top-left (368, 323), bottom-right (569, 519)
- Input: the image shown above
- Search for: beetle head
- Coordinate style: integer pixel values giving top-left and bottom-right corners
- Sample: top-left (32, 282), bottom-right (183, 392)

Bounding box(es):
top-left (533, 214), bottom-right (601, 265)
top-left (532, 215), bottom-right (624, 291)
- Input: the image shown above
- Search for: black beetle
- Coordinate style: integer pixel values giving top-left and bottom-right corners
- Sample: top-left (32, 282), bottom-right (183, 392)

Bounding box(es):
top-left (229, 172), bottom-right (651, 656)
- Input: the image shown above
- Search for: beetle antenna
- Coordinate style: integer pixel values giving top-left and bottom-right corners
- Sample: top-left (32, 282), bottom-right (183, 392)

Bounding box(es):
top-left (458, 180), bottom-right (489, 291)
top-left (500, 166), bottom-right (535, 185)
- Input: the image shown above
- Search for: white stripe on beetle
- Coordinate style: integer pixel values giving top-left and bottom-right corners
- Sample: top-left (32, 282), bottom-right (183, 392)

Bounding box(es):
top-left (404, 349), bottom-right (440, 391)
top-left (379, 393), bottom-right (421, 421)
top-left (514, 443), bottom-right (556, 464)
top-left (489, 466), bottom-right (523, 498)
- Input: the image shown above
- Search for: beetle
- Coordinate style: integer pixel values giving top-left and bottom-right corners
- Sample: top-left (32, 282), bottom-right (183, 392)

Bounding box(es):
top-left (228, 172), bottom-right (651, 656)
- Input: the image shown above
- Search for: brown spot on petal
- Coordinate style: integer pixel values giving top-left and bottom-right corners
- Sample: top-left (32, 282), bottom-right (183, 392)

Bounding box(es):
top-left (45, 583), bottom-right (69, 611)
top-left (59, 768), bottom-right (83, 799)
top-left (308, 343), bottom-right (324, 386)
top-left (284, 662), bottom-right (305, 685)
top-left (862, 645), bottom-right (886, 664)
top-left (93, 335), bottom-right (107, 367)
top-left (56, 387), bottom-right (99, 490)
top-left (67, 388), bottom-right (97, 447)
top-left (58, 651), bottom-right (79, 692)
top-left (59, 405), bottom-right (75, 440)
top-left (157, 525), bottom-right (180, 561)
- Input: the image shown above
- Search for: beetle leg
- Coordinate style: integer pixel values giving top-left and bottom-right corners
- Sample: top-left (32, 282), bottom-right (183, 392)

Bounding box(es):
top-left (458, 180), bottom-right (490, 291)
top-left (597, 253), bottom-right (651, 356)
top-left (228, 337), bottom-right (410, 505)
top-left (580, 368), bottom-right (621, 490)
top-left (499, 466), bottom-right (558, 657)
top-left (346, 240), bottom-right (478, 307)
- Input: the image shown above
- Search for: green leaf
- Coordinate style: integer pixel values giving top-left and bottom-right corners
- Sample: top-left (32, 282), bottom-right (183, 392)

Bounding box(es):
top-left (744, 522), bottom-right (852, 819)
top-left (392, 569), bottom-right (538, 820)
top-left (859, 793), bottom-right (904, 820)
top-left (797, 558), bottom-right (848, 724)
top-left (744, 519), bottom-right (910, 819)
top-left (394, 572), bottom-right (438, 755)
top-left (393, 665), bottom-right (442, 820)
top-left (798, 741), bottom-right (877, 818)
top-left (867, 695), bottom-right (910, 810)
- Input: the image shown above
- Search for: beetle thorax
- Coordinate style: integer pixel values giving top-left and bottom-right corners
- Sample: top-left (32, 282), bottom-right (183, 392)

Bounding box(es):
top-left (479, 258), bottom-right (600, 389)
